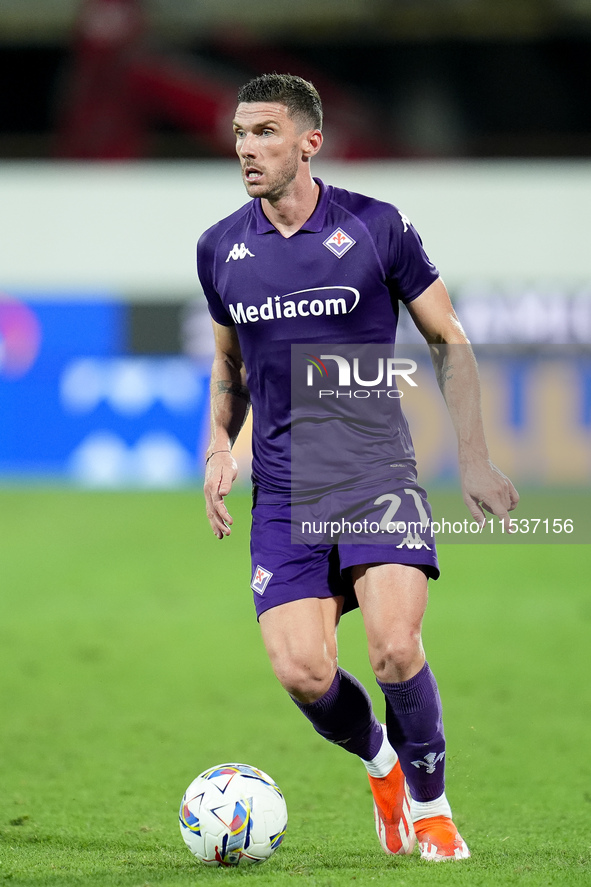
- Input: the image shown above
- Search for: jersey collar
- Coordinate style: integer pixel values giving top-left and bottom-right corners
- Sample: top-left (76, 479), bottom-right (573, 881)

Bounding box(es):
top-left (254, 178), bottom-right (329, 235)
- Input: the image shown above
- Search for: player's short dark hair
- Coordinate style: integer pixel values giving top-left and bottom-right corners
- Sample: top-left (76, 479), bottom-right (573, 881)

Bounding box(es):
top-left (237, 73), bottom-right (323, 131)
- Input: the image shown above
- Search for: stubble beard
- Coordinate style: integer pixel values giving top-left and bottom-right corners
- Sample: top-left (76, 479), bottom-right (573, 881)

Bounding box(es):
top-left (243, 145), bottom-right (300, 203)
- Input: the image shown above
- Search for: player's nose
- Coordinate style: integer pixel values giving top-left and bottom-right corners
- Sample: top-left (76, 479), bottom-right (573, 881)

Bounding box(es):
top-left (238, 132), bottom-right (257, 157)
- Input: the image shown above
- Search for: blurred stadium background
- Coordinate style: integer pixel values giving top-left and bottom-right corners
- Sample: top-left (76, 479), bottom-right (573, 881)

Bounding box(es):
top-left (0, 0), bottom-right (590, 498)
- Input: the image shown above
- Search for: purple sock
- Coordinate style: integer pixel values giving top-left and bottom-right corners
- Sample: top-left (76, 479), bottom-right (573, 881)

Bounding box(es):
top-left (291, 668), bottom-right (384, 760)
top-left (377, 662), bottom-right (446, 802)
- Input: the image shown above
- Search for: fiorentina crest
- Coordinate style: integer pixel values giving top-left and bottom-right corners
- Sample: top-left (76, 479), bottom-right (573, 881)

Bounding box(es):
top-left (323, 228), bottom-right (356, 258)
top-left (251, 565), bottom-right (273, 595)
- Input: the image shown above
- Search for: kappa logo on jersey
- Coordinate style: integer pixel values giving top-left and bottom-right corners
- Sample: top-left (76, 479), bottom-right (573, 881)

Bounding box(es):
top-left (398, 211), bottom-right (411, 233)
top-left (323, 228), bottom-right (356, 258)
top-left (225, 242), bottom-right (255, 263)
top-left (251, 564), bottom-right (273, 595)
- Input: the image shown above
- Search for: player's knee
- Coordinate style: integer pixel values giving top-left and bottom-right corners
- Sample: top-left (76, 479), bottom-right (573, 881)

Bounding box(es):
top-left (369, 632), bottom-right (423, 683)
top-left (271, 656), bottom-right (335, 703)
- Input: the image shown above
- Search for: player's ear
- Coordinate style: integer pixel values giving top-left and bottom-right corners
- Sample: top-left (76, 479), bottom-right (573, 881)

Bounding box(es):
top-left (301, 129), bottom-right (323, 161)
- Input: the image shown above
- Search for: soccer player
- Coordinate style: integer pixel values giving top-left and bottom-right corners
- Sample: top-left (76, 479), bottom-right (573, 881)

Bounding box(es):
top-left (200, 73), bottom-right (518, 861)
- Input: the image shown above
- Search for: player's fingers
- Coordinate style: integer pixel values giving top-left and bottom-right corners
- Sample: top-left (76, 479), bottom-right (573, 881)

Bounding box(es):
top-left (507, 480), bottom-right (520, 511)
top-left (218, 463), bottom-right (236, 498)
top-left (215, 500), bottom-right (233, 528)
top-left (465, 496), bottom-right (486, 527)
top-left (493, 470), bottom-right (520, 512)
top-left (482, 475), bottom-right (517, 516)
top-left (205, 499), bottom-right (229, 537)
top-left (203, 456), bottom-right (238, 538)
top-left (479, 497), bottom-right (516, 533)
top-left (211, 496), bottom-right (233, 536)
top-left (204, 485), bottom-right (232, 537)
top-left (213, 482), bottom-right (235, 536)
top-left (497, 510), bottom-right (515, 533)
top-left (216, 468), bottom-right (234, 523)
top-left (208, 509), bottom-right (232, 538)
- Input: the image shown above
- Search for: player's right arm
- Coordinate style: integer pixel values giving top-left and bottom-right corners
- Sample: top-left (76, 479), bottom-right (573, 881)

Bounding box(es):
top-left (407, 278), bottom-right (519, 531)
top-left (203, 320), bottom-right (250, 539)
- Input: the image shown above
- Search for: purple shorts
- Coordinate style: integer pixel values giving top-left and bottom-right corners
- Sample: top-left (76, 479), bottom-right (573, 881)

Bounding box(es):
top-left (249, 480), bottom-right (439, 619)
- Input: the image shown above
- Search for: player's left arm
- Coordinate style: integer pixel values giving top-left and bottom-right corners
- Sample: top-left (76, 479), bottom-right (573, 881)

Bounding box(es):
top-left (407, 277), bottom-right (519, 530)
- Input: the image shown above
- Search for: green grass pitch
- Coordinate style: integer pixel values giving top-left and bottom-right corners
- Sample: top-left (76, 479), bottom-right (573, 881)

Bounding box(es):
top-left (0, 488), bottom-right (590, 886)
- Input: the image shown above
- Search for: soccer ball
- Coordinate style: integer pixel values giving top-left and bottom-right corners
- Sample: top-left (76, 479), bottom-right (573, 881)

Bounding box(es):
top-left (179, 762), bottom-right (287, 867)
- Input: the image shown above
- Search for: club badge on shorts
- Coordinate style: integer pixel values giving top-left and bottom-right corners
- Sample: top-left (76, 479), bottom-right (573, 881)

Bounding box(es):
top-left (251, 564), bottom-right (273, 595)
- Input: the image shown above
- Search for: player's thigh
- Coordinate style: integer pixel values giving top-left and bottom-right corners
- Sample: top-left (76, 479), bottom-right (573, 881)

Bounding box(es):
top-left (259, 595), bottom-right (344, 701)
top-left (353, 563), bottom-right (428, 678)
top-left (250, 497), bottom-right (355, 617)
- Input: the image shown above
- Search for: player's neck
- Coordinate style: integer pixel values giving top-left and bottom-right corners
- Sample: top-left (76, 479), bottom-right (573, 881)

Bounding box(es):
top-left (262, 177), bottom-right (319, 239)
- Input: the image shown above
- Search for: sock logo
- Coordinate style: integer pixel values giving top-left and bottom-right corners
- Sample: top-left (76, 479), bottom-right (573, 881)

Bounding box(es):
top-left (411, 751), bottom-right (445, 774)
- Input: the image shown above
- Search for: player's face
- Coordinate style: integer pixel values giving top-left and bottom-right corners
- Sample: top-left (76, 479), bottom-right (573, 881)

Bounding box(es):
top-left (233, 102), bottom-right (310, 201)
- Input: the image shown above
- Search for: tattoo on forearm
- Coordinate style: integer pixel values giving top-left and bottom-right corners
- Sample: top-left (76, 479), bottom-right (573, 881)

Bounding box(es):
top-left (215, 381), bottom-right (251, 402)
top-left (436, 360), bottom-right (454, 388)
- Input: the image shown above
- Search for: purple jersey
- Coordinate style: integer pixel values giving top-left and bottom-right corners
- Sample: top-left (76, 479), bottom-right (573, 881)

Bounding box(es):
top-left (197, 178), bottom-right (438, 496)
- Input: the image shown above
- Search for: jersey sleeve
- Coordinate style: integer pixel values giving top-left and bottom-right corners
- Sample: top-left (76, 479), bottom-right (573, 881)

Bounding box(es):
top-left (196, 228), bottom-right (235, 327)
top-left (384, 208), bottom-right (439, 305)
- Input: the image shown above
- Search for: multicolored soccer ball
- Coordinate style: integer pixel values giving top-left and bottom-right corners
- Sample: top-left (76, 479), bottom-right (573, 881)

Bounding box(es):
top-left (179, 763), bottom-right (287, 867)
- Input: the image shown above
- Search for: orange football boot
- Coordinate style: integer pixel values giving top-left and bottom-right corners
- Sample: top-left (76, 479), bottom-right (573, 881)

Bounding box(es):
top-left (368, 760), bottom-right (415, 855)
top-left (414, 815), bottom-right (470, 861)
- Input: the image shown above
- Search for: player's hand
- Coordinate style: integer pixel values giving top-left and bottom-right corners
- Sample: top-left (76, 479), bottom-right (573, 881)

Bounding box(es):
top-left (204, 451), bottom-right (238, 539)
top-left (459, 451), bottom-right (519, 533)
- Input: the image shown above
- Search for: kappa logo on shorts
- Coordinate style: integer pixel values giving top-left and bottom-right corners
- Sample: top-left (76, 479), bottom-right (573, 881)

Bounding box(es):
top-left (396, 531), bottom-right (432, 550)
top-left (323, 228), bottom-right (356, 258)
top-left (251, 564), bottom-right (273, 595)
